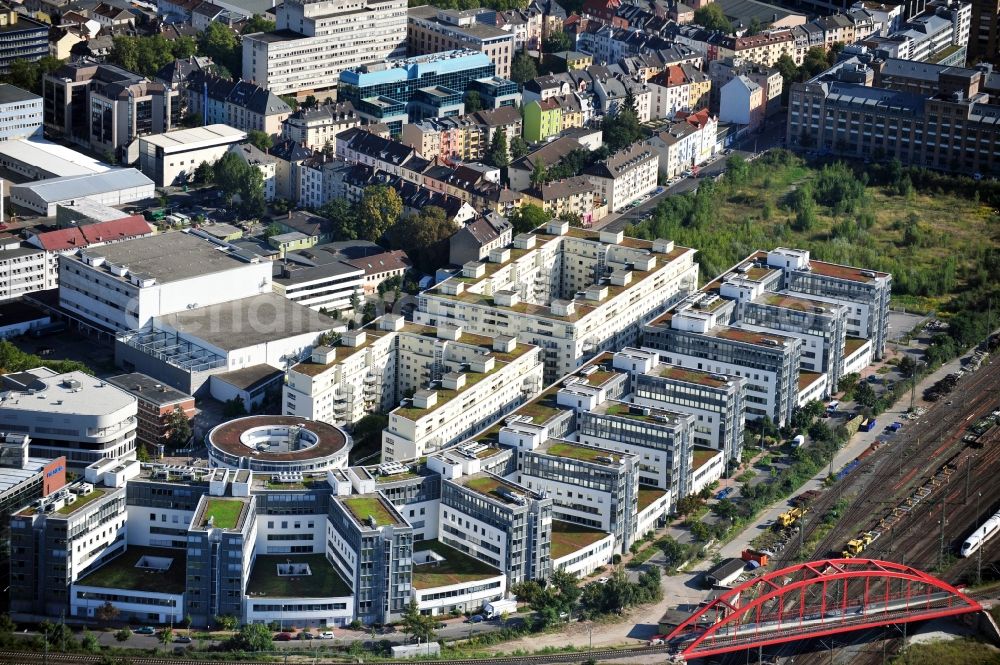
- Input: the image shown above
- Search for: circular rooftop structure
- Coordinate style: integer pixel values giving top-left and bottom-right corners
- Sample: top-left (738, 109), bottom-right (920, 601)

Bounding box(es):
top-left (207, 416), bottom-right (350, 474)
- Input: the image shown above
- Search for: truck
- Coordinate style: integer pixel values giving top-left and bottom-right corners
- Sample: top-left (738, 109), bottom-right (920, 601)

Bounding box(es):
top-left (482, 598), bottom-right (518, 620)
top-left (776, 507), bottom-right (806, 529)
top-left (860, 418), bottom-right (877, 433)
top-left (741, 549), bottom-right (769, 566)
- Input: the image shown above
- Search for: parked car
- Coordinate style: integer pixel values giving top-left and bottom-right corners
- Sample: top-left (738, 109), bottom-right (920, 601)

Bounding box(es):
top-left (319, 631), bottom-right (335, 639)
top-left (133, 626), bottom-right (155, 635)
top-left (175, 635), bottom-right (193, 643)
top-left (466, 614), bottom-right (484, 624)
top-left (649, 634), bottom-right (669, 646)
top-left (598, 577), bottom-right (610, 584)
top-left (275, 633), bottom-right (293, 641)
top-left (299, 632), bottom-right (315, 640)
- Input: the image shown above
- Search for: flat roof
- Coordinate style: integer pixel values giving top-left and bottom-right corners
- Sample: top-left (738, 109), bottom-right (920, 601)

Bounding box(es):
top-left (0, 369), bottom-right (135, 417)
top-left (0, 300), bottom-right (48, 327)
top-left (193, 495), bottom-right (249, 531)
top-left (107, 372), bottom-right (191, 407)
top-left (458, 473), bottom-right (535, 507)
top-left (75, 546), bottom-right (187, 594)
top-left (11, 168), bottom-right (150, 204)
top-left (140, 124), bottom-right (246, 153)
top-left (0, 456), bottom-right (51, 495)
top-left (798, 370), bottom-right (824, 391)
top-left (551, 519), bottom-right (611, 560)
top-left (246, 553), bottom-right (352, 598)
top-left (540, 440), bottom-right (623, 466)
top-left (412, 538), bottom-right (502, 590)
top-left (0, 83), bottom-right (40, 105)
top-left (714, 325), bottom-right (792, 347)
top-left (0, 138), bottom-right (107, 178)
top-left (651, 364), bottom-right (731, 388)
top-left (208, 415), bottom-right (348, 463)
top-left (638, 485), bottom-right (668, 512)
top-left (211, 364), bottom-right (283, 392)
top-left (693, 447), bottom-right (721, 471)
top-left (340, 494), bottom-right (407, 528)
top-left (78, 232), bottom-right (254, 284)
top-left (155, 293), bottom-right (338, 351)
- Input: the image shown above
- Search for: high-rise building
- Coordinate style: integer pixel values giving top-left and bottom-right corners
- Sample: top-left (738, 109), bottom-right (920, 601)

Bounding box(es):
top-left (407, 6), bottom-right (516, 79)
top-left (242, 0), bottom-right (408, 97)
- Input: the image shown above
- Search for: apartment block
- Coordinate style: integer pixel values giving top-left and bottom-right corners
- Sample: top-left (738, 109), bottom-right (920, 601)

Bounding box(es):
top-left (107, 373), bottom-right (195, 453)
top-left (708, 57), bottom-right (782, 115)
top-left (861, 0), bottom-right (971, 64)
top-left (584, 142), bottom-right (659, 213)
top-left (415, 222), bottom-right (699, 383)
top-left (241, 0), bottom-right (408, 97)
top-left (648, 109), bottom-right (719, 179)
top-left (282, 102), bottom-right (360, 152)
top-left (184, 74), bottom-right (293, 137)
top-left (786, 55), bottom-right (1000, 179)
top-left (0, 9), bottom-right (48, 75)
top-left (0, 84), bottom-right (42, 140)
top-left (647, 64), bottom-right (712, 119)
top-left (408, 6), bottom-right (516, 79)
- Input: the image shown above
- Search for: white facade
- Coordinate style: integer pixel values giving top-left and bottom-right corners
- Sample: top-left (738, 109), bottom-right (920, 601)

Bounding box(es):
top-left (635, 489), bottom-right (670, 539)
top-left (0, 85), bottom-right (42, 141)
top-left (586, 146), bottom-right (659, 213)
top-left (551, 529), bottom-right (615, 578)
top-left (0, 237), bottom-right (47, 302)
top-left (71, 585), bottom-right (184, 624)
top-left (0, 369), bottom-right (137, 467)
top-left (242, 0), bottom-right (408, 97)
top-left (138, 125), bottom-right (247, 187)
top-left (691, 449), bottom-right (725, 495)
top-left (10, 169), bottom-right (155, 217)
top-left (413, 569), bottom-right (506, 616)
top-left (244, 593), bottom-right (354, 626)
top-left (797, 371), bottom-right (829, 407)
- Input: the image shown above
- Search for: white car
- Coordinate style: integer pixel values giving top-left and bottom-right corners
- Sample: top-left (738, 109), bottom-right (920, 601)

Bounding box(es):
top-left (598, 577), bottom-right (609, 584)
top-left (319, 631), bottom-right (335, 639)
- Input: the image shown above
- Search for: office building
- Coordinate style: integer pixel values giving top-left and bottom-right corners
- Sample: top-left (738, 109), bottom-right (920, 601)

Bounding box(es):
top-left (407, 6), bottom-right (516, 79)
top-left (0, 8), bottom-right (48, 75)
top-left (0, 368), bottom-right (137, 467)
top-left (786, 55), bottom-right (1000, 178)
top-left (0, 235), bottom-right (47, 302)
top-left (106, 373), bottom-right (195, 454)
top-left (59, 232), bottom-right (272, 332)
top-left (138, 124), bottom-right (247, 187)
top-left (0, 84), bottom-right (41, 140)
top-left (416, 224), bottom-right (699, 383)
top-left (241, 0), bottom-right (408, 97)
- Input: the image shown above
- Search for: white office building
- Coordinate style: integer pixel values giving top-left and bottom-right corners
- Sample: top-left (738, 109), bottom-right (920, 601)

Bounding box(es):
top-left (0, 84), bottom-right (42, 141)
top-left (138, 124), bottom-right (247, 187)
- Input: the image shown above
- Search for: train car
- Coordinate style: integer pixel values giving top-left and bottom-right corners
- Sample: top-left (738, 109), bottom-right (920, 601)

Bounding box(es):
top-left (960, 509), bottom-right (1000, 557)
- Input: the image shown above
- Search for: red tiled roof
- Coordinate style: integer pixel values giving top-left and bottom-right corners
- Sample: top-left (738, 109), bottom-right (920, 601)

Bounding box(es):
top-left (30, 216), bottom-right (153, 251)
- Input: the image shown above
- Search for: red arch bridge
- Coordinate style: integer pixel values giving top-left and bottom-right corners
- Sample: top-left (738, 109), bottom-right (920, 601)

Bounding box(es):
top-left (663, 559), bottom-right (982, 660)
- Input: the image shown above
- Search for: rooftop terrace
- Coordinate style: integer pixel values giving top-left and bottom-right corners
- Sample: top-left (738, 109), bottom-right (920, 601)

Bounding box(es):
top-left (246, 553), bottom-right (352, 598)
top-left (460, 474), bottom-right (534, 506)
top-left (196, 497), bottom-right (247, 530)
top-left (341, 495), bottom-right (405, 528)
top-left (412, 539), bottom-right (502, 590)
top-left (75, 546), bottom-right (187, 594)
top-left (542, 441), bottom-right (622, 466)
top-left (551, 519), bottom-right (610, 560)
top-left (651, 364), bottom-right (731, 388)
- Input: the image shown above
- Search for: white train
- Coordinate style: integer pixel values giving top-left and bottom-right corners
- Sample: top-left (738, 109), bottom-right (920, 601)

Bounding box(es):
top-left (960, 509), bottom-right (1000, 557)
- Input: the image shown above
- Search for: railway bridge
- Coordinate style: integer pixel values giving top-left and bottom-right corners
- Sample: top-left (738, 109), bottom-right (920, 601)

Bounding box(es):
top-left (664, 559), bottom-right (982, 660)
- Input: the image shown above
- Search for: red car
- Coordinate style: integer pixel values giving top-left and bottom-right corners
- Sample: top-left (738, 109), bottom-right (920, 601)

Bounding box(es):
top-left (275, 632), bottom-right (293, 641)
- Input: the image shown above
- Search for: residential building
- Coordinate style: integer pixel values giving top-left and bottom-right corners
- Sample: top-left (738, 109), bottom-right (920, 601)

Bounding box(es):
top-left (524, 97), bottom-right (563, 142)
top-left (0, 8), bottom-right (48, 75)
top-left (407, 6), bottom-right (516, 79)
top-left (43, 61), bottom-right (182, 160)
top-left (593, 75), bottom-right (654, 122)
top-left (58, 232), bottom-right (272, 332)
top-left (647, 64), bottom-right (712, 119)
top-left (0, 84), bottom-right (41, 140)
top-left (523, 176), bottom-right (603, 225)
top-left (508, 135), bottom-right (584, 191)
top-left (449, 213), bottom-right (513, 265)
top-left (185, 74), bottom-right (293, 137)
top-left (861, 0), bottom-right (971, 64)
top-left (138, 124), bottom-right (247, 187)
top-left (271, 245), bottom-right (366, 312)
top-left (0, 368), bottom-right (137, 467)
top-left (416, 224), bottom-right (699, 382)
top-left (710, 30), bottom-right (799, 67)
top-left (271, 139), bottom-right (314, 201)
top-left (584, 142), bottom-right (659, 213)
top-left (0, 235), bottom-right (47, 301)
top-left (712, 0), bottom-right (806, 30)
top-left (708, 57), bottom-right (782, 115)
top-left (282, 102), bottom-right (360, 151)
top-left (241, 0), bottom-right (408, 97)
top-left (786, 55), bottom-right (1000, 178)
top-left (719, 75), bottom-right (765, 130)
top-left (107, 373), bottom-right (195, 453)
top-left (230, 142), bottom-right (278, 201)
top-left (648, 109), bottom-right (718, 179)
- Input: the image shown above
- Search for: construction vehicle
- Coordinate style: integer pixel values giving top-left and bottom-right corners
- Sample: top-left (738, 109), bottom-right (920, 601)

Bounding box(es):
top-left (776, 507), bottom-right (806, 529)
top-left (842, 532), bottom-right (876, 558)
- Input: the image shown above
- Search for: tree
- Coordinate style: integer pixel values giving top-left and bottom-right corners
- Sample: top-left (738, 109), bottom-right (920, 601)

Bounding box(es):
top-left (215, 615), bottom-right (239, 631)
top-left (694, 4), bottom-right (732, 32)
top-left (358, 185), bottom-right (402, 241)
top-left (530, 157), bottom-right (547, 188)
top-left (510, 135), bottom-right (530, 159)
top-left (401, 600), bottom-right (437, 643)
top-left (508, 203), bottom-right (548, 233)
top-left (233, 623), bottom-right (272, 651)
top-left (165, 407), bottom-right (192, 449)
top-left (241, 14), bottom-right (276, 33)
top-left (463, 90), bottom-right (483, 113)
top-left (542, 30), bottom-right (572, 53)
top-left (3, 56), bottom-right (63, 94)
top-left (745, 17), bottom-right (762, 35)
top-left (511, 53), bottom-right (538, 84)
top-left (114, 628), bottom-right (131, 642)
top-left (192, 161), bottom-right (214, 184)
top-left (212, 151), bottom-right (246, 201)
top-left (110, 36), bottom-right (182, 79)
top-left (199, 23), bottom-right (241, 78)
top-left (81, 628), bottom-right (101, 653)
top-left (136, 443), bottom-right (150, 462)
top-left (838, 372), bottom-right (860, 398)
top-left (385, 206), bottom-right (456, 274)
top-left (95, 600), bottom-right (120, 624)
top-left (319, 198), bottom-right (359, 240)
top-left (854, 381), bottom-right (878, 409)
top-left (487, 130), bottom-right (510, 168)
top-left (247, 130), bottom-right (273, 152)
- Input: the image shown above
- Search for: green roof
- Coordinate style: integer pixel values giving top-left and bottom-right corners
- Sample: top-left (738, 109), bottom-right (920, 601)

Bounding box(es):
top-left (545, 442), bottom-right (617, 465)
top-left (201, 498), bottom-right (244, 529)
top-left (57, 488), bottom-right (108, 515)
top-left (341, 495), bottom-right (401, 527)
top-left (246, 554), bottom-right (352, 598)
top-left (693, 448), bottom-right (720, 471)
top-left (550, 520), bottom-right (610, 560)
top-left (637, 485), bottom-right (667, 512)
top-left (75, 546), bottom-right (187, 595)
top-left (412, 539), bottom-right (502, 590)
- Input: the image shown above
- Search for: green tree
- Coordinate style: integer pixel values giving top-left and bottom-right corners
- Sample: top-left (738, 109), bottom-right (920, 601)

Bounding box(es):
top-left (192, 161), bottom-right (214, 184)
top-left (511, 53), bottom-right (538, 84)
top-left (241, 14), bottom-right (276, 33)
top-left (158, 626), bottom-right (173, 650)
top-left (385, 205), bottom-right (456, 274)
top-left (694, 4), bottom-right (732, 32)
top-left (358, 185), bottom-right (402, 241)
top-left (214, 615), bottom-right (239, 631)
top-left (110, 35), bottom-right (180, 78)
top-left (212, 151), bottom-right (246, 201)
top-left (3, 56), bottom-right (63, 94)
top-left (463, 90), bottom-right (483, 113)
top-left (854, 381), bottom-right (878, 408)
top-left (530, 157), bottom-right (547, 187)
top-left (233, 623), bottom-right (272, 651)
top-left (487, 130), bottom-right (509, 168)
top-left (199, 23), bottom-right (241, 78)
top-left (95, 600), bottom-right (120, 624)
top-left (508, 203), bottom-right (548, 233)
top-left (542, 30), bottom-right (572, 53)
top-left (319, 198), bottom-right (359, 240)
top-left (745, 17), bottom-right (762, 35)
top-left (114, 628), bottom-right (131, 642)
top-left (401, 600), bottom-right (437, 643)
top-left (81, 628), bottom-right (101, 653)
top-left (247, 130), bottom-right (273, 152)
top-left (838, 372), bottom-right (860, 398)
top-left (165, 407), bottom-right (192, 449)
top-left (136, 443), bottom-right (150, 462)
top-left (510, 135), bottom-right (530, 159)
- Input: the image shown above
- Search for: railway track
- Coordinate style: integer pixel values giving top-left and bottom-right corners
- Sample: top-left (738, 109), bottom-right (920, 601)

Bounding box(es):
top-left (0, 646), bottom-right (677, 665)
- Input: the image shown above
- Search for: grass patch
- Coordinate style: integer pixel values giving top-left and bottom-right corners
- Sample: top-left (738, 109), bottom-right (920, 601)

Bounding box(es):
top-left (201, 498), bottom-right (243, 529)
top-left (550, 519), bottom-right (610, 560)
top-left (76, 546), bottom-right (187, 594)
top-left (412, 539), bottom-right (501, 589)
top-left (57, 488), bottom-right (107, 515)
top-left (246, 553), bottom-right (351, 598)
top-left (891, 637), bottom-right (1000, 665)
top-left (341, 496), bottom-right (398, 526)
top-left (546, 442), bottom-right (612, 464)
